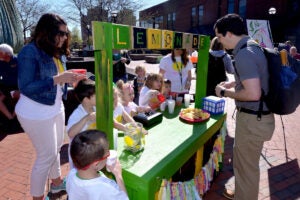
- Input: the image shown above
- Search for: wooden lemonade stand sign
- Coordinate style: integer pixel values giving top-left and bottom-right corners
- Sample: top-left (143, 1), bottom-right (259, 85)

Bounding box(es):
top-left (92, 21), bottom-right (225, 199)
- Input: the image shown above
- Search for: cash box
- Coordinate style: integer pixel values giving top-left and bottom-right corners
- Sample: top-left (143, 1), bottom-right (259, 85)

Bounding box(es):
top-left (133, 111), bottom-right (163, 128)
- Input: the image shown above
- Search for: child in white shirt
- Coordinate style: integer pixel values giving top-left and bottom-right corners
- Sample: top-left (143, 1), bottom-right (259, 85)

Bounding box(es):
top-left (66, 129), bottom-right (128, 200)
top-left (113, 87), bottom-right (148, 134)
top-left (116, 80), bottom-right (150, 116)
top-left (67, 79), bottom-right (96, 168)
top-left (138, 73), bottom-right (164, 109)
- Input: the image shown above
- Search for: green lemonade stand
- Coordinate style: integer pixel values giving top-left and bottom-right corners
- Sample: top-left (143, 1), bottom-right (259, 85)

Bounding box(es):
top-left (92, 21), bottom-right (226, 199)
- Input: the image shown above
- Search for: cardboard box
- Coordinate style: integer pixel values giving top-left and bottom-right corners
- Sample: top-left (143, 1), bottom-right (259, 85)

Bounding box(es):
top-left (202, 96), bottom-right (225, 114)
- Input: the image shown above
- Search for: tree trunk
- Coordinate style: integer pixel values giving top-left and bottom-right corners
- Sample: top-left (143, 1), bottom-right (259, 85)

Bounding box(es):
top-left (0, 0), bottom-right (24, 52)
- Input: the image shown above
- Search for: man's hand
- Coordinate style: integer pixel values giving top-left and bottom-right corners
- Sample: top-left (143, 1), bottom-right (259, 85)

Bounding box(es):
top-left (215, 84), bottom-right (226, 97)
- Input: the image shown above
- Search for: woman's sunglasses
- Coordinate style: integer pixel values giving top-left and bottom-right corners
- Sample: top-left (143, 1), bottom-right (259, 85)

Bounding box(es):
top-left (57, 30), bottom-right (69, 37)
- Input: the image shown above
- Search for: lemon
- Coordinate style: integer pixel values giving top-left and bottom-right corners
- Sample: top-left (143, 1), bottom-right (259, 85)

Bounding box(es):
top-left (87, 122), bottom-right (96, 129)
top-left (124, 136), bottom-right (134, 147)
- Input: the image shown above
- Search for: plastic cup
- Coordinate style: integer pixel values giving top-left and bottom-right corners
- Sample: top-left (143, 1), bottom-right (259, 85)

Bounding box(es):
top-left (184, 94), bottom-right (191, 107)
top-left (106, 150), bottom-right (118, 172)
top-left (167, 99), bottom-right (175, 114)
top-left (157, 93), bottom-right (166, 103)
top-left (176, 96), bottom-right (183, 106)
top-left (72, 68), bottom-right (87, 75)
top-left (71, 69), bottom-right (87, 87)
top-left (160, 101), bottom-right (166, 111)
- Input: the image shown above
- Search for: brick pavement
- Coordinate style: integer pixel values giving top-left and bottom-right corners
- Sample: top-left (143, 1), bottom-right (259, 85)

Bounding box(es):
top-left (0, 62), bottom-right (300, 199)
top-left (204, 97), bottom-right (300, 200)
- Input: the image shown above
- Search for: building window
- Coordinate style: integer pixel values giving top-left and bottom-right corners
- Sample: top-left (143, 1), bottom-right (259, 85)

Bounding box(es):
top-left (228, 0), bottom-right (235, 13)
top-left (140, 20), bottom-right (152, 28)
top-left (155, 16), bottom-right (164, 29)
top-left (167, 12), bottom-right (176, 29)
top-left (198, 5), bottom-right (204, 25)
top-left (238, 0), bottom-right (246, 18)
top-left (167, 13), bottom-right (171, 29)
top-left (191, 7), bottom-right (197, 27)
top-left (172, 12), bottom-right (176, 23)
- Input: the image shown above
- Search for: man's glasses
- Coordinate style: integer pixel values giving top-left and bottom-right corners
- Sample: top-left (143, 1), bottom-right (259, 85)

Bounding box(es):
top-left (79, 151), bottom-right (110, 170)
top-left (57, 30), bottom-right (69, 37)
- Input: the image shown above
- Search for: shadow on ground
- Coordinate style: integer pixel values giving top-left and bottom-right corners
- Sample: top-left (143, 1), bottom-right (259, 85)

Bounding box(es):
top-left (268, 159), bottom-right (300, 200)
top-left (0, 117), bottom-right (24, 141)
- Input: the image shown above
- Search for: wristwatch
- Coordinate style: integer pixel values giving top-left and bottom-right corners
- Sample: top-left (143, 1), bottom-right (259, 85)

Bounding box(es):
top-left (220, 89), bottom-right (226, 97)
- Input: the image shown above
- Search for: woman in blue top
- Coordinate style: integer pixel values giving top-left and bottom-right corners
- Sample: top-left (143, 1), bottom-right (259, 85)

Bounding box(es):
top-left (16, 13), bottom-right (86, 200)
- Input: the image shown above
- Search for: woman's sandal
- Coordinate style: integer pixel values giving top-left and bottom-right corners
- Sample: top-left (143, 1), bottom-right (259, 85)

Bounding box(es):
top-left (223, 188), bottom-right (235, 200)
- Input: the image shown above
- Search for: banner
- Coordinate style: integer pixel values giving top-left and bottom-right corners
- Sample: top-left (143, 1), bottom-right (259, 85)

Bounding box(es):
top-left (246, 19), bottom-right (273, 49)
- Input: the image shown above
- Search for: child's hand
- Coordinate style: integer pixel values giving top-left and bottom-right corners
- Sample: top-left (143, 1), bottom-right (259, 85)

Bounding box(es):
top-left (142, 128), bottom-right (148, 135)
top-left (108, 159), bottom-right (122, 177)
top-left (142, 106), bottom-right (152, 113)
top-left (87, 112), bottom-right (96, 122)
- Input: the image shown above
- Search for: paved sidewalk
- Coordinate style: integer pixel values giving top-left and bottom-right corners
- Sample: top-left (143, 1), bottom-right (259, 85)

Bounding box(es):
top-left (204, 97), bottom-right (300, 200)
top-left (1, 98), bottom-right (299, 200)
top-left (0, 61), bottom-right (299, 199)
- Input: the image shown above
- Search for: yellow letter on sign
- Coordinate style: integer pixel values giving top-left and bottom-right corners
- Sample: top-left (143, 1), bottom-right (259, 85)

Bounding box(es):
top-left (112, 24), bottom-right (131, 49)
top-left (162, 30), bottom-right (174, 49)
top-left (147, 29), bottom-right (162, 49)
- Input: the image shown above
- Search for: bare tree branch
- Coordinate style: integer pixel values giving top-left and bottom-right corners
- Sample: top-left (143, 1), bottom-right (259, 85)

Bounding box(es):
top-left (16, 0), bottom-right (51, 41)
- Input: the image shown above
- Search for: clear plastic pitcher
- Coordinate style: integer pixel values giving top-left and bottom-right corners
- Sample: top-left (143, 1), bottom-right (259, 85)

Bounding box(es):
top-left (124, 122), bottom-right (144, 153)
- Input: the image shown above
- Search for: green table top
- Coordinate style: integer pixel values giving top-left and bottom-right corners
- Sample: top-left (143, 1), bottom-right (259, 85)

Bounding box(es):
top-left (117, 106), bottom-right (226, 199)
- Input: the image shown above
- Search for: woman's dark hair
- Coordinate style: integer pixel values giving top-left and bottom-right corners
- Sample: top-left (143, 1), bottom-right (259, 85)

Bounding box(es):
top-left (32, 13), bottom-right (71, 57)
top-left (210, 36), bottom-right (224, 51)
top-left (71, 129), bottom-right (109, 170)
top-left (74, 79), bottom-right (96, 102)
top-left (171, 49), bottom-right (189, 66)
top-left (213, 13), bottom-right (247, 37)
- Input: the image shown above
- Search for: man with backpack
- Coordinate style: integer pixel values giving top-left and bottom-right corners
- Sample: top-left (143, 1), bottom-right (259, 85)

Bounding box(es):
top-left (214, 14), bottom-right (275, 200)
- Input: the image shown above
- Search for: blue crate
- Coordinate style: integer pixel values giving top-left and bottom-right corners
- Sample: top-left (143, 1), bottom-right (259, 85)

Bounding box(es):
top-left (202, 96), bottom-right (225, 114)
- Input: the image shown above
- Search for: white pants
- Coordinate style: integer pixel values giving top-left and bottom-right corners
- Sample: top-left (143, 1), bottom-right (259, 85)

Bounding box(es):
top-left (17, 112), bottom-right (65, 196)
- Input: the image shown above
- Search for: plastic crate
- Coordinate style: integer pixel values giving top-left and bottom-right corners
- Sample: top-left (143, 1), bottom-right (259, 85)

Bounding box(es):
top-left (202, 96), bottom-right (225, 114)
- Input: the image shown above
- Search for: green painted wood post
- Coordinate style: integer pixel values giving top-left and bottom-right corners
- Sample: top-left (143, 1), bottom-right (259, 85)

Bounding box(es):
top-left (92, 22), bottom-right (114, 149)
top-left (195, 35), bottom-right (210, 108)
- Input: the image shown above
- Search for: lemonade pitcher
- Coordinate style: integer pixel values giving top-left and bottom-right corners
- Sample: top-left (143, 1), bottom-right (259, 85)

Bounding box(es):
top-left (124, 122), bottom-right (144, 153)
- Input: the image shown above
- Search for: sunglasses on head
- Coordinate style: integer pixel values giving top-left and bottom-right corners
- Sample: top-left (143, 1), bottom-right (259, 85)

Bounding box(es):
top-left (57, 30), bottom-right (68, 37)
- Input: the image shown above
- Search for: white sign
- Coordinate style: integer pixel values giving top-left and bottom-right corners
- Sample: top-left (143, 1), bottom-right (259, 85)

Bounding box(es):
top-left (246, 19), bottom-right (274, 49)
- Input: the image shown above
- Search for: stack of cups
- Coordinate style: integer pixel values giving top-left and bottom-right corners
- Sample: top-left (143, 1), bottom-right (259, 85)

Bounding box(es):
top-left (184, 94), bottom-right (191, 107)
top-left (167, 99), bottom-right (176, 114)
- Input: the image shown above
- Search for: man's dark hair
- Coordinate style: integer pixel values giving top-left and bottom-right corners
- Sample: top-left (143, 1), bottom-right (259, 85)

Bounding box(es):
top-left (213, 13), bottom-right (247, 37)
top-left (70, 129), bottom-right (109, 170)
top-left (74, 79), bottom-right (96, 102)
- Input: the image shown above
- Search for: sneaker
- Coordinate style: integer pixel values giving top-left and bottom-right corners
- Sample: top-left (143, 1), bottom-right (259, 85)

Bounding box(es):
top-left (50, 178), bottom-right (66, 194)
top-left (223, 188), bottom-right (234, 200)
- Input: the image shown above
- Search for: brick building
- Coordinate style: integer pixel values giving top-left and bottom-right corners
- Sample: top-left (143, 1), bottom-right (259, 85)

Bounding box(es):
top-left (139, 0), bottom-right (300, 48)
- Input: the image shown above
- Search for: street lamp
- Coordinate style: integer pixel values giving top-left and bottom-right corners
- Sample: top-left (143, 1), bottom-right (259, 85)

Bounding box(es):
top-left (268, 7), bottom-right (277, 15)
top-left (86, 24), bottom-right (90, 50)
top-left (268, 7), bottom-right (277, 46)
top-left (111, 11), bottom-right (118, 23)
